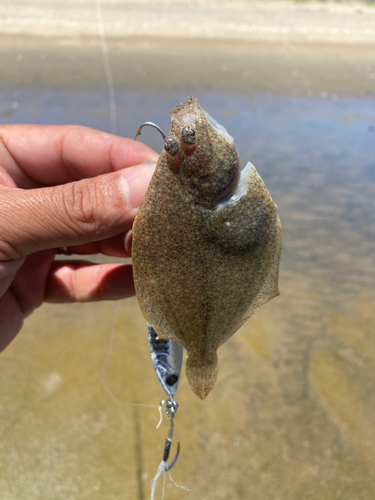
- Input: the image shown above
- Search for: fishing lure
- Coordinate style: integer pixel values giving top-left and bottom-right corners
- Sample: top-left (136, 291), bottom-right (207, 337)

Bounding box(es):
top-left (148, 323), bottom-right (182, 472)
top-left (148, 323), bottom-right (183, 399)
top-left (133, 96), bottom-right (282, 399)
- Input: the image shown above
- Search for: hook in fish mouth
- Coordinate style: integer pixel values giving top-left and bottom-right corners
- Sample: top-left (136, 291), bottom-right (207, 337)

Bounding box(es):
top-left (134, 122), bottom-right (166, 141)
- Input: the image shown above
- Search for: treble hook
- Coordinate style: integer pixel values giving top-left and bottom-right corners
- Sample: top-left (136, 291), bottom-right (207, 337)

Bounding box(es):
top-left (134, 122), bottom-right (166, 141)
top-left (160, 396), bottom-right (180, 471)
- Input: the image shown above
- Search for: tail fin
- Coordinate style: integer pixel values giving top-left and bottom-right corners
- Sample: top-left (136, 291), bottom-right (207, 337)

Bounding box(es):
top-left (185, 351), bottom-right (218, 399)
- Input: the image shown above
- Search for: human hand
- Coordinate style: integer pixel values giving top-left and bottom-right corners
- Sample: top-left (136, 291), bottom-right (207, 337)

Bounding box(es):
top-left (0, 124), bottom-right (158, 350)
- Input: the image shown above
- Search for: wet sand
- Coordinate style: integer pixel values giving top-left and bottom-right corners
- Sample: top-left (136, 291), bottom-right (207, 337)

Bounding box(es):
top-left (1, 2), bottom-right (375, 500)
top-left (1, 35), bottom-right (375, 98)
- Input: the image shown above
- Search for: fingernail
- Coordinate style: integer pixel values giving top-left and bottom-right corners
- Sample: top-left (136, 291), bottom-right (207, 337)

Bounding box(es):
top-left (120, 160), bottom-right (157, 209)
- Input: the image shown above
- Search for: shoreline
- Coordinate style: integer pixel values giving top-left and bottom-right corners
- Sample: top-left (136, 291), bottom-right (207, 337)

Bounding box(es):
top-left (1, 34), bottom-right (374, 97)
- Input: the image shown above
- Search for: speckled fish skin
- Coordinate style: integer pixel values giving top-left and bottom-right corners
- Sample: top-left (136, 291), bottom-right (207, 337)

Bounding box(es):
top-left (132, 96), bottom-right (282, 399)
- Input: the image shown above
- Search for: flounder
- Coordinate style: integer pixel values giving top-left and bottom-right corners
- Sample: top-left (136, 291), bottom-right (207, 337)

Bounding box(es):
top-left (132, 96), bottom-right (282, 399)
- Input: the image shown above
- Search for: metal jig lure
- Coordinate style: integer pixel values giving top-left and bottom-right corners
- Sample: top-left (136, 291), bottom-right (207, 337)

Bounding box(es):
top-left (148, 324), bottom-right (183, 471)
top-left (148, 324), bottom-right (183, 398)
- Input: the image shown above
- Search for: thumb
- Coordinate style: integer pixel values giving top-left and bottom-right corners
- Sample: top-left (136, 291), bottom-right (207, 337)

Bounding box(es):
top-left (0, 160), bottom-right (156, 260)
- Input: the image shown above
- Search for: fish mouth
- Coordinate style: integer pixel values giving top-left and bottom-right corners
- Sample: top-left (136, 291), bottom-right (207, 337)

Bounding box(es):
top-left (171, 96), bottom-right (234, 145)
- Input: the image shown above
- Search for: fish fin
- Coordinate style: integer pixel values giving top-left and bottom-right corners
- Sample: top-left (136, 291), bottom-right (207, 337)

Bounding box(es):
top-left (218, 214), bottom-right (282, 348)
top-left (243, 215), bottom-right (282, 315)
top-left (185, 351), bottom-right (218, 399)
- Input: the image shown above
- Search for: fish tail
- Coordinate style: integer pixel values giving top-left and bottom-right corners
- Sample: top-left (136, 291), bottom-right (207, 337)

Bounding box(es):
top-left (185, 351), bottom-right (218, 399)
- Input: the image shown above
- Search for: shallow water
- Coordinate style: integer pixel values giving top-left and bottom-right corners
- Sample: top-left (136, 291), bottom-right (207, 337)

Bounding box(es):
top-left (1, 85), bottom-right (375, 499)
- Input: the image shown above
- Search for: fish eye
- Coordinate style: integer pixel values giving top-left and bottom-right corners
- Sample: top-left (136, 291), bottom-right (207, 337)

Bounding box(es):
top-left (164, 136), bottom-right (180, 156)
top-left (181, 126), bottom-right (196, 144)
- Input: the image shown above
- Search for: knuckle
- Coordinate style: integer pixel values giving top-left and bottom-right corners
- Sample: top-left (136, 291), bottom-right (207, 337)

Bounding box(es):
top-left (0, 240), bottom-right (22, 261)
top-left (58, 180), bottom-right (101, 235)
top-left (0, 191), bottom-right (23, 259)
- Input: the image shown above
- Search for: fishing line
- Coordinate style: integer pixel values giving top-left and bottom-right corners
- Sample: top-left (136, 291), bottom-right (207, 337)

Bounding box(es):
top-left (150, 460), bottom-right (189, 500)
top-left (151, 461), bottom-right (166, 500)
top-left (166, 469), bottom-right (189, 492)
top-left (94, 0), bottom-right (117, 134)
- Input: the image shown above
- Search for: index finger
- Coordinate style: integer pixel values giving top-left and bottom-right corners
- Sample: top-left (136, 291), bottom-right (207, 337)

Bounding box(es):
top-left (0, 124), bottom-right (159, 189)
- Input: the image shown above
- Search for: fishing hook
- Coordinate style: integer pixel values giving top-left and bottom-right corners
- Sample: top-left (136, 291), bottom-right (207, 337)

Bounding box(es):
top-left (160, 396), bottom-right (180, 471)
top-left (134, 122), bottom-right (166, 141)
